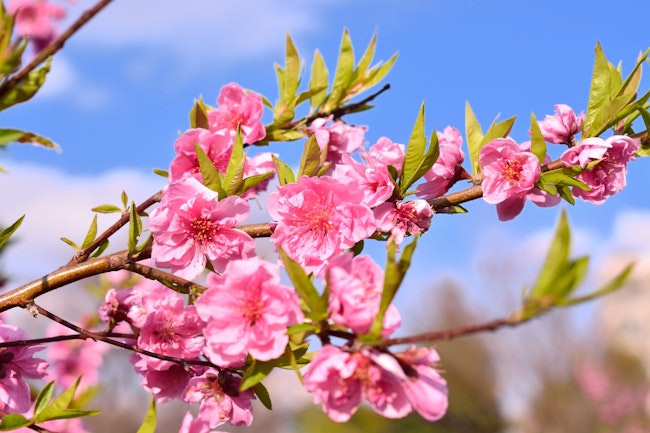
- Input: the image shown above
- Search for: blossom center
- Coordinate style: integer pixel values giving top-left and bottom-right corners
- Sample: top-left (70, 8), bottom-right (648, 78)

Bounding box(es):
top-left (299, 199), bottom-right (334, 235)
top-left (501, 159), bottom-right (524, 185)
top-left (189, 217), bottom-right (220, 245)
top-left (240, 292), bottom-right (265, 325)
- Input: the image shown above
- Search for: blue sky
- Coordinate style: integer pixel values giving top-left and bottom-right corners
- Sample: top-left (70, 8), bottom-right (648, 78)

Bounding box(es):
top-left (2, 0), bottom-right (650, 422)
top-left (2, 0), bottom-right (649, 306)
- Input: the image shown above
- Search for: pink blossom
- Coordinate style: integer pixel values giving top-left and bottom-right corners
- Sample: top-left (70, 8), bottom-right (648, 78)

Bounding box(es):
top-left (479, 138), bottom-right (541, 220)
top-left (46, 324), bottom-right (109, 392)
top-left (537, 104), bottom-right (584, 144)
top-left (178, 412), bottom-right (212, 433)
top-left (208, 83), bottom-right (266, 144)
top-left (374, 199), bottom-right (433, 246)
top-left (310, 116), bottom-right (366, 165)
top-left (417, 126), bottom-right (467, 199)
top-left (334, 154), bottom-right (396, 207)
top-left (326, 254), bottom-right (401, 336)
top-left (149, 176), bottom-right (256, 279)
top-left (268, 175), bottom-right (376, 275)
top-left (303, 345), bottom-right (411, 422)
top-left (195, 257), bottom-right (303, 366)
top-left (241, 152), bottom-right (276, 200)
top-left (133, 357), bottom-right (204, 403)
top-left (365, 137), bottom-right (405, 173)
top-left (395, 345), bottom-right (449, 421)
top-left (561, 135), bottom-right (640, 204)
top-left (0, 322), bottom-right (48, 414)
top-left (333, 137), bottom-right (405, 208)
top-left (8, 0), bottom-right (65, 51)
top-left (183, 369), bottom-right (255, 428)
top-left (136, 291), bottom-right (204, 370)
top-left (169, 128), bottom-right (234, 183)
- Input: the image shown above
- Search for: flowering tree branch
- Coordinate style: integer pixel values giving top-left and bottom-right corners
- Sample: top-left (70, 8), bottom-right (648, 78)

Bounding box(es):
top-left (0, 0), bottom-right (114, 97)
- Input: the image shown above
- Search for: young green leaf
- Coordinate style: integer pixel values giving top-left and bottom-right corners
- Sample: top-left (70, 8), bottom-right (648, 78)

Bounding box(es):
top-left (189, 96), bottom-right (210, 130)
top-left (273, 155), bottom-right (296, 185)
top-left (33, 381), bottom-right (56, 418)
top-left (309, 49), bottom-right (329, 111)
top-left (194, 141), bottom-right (225, 196)
top-left (529, 113), bottom-right (547, 164)
top-left (223, 128), bottom-right (246, 197)
top-left (278, 249), bottom-right (325, 320)
top-left (465, 101), bottom-right (484, 175)
top-left (252, 382), bottom-right (273, 410)
top-left (528, 210), bottom-right (571, 300)
top-left (128, 201), bottom-right (142, 255)
top-left (80, 215), bottom-right (98, 249)
top-left (0, 414), bottom-right (31, 430)
top-left (0, 215), bottom-right (24, 250)
top-left (91, 204), bottom-right (122, 214)
top-left (324, 29), bottom-right (355, 111)
top-left (0, 128), bottom-right (59, 150)
top-left (368, 237), bottom-right (418, 338)
top-left (283, 31), bottom-right (301, 104)
top-left (60, 237), bottom-right (79, 249)
top-left (240, 358), bottom-right (276, 391)
top-left (297, 135), bottom-right (326, 178)
top-left (152, 168), bottom-right (169, 179)
top-left (0, 58), bottom-right (51, 111)
top-left (135, 398), bottom-right (157, 433)
top-left (584, 43), bottom-right (616, 136)
top-left (90, 239), bottom-right (110, 258)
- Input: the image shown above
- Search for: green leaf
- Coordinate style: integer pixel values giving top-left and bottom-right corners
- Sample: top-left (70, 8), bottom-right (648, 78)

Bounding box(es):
top-left (152, 168), bottom-right (169, 179)
top-left (0, 128), bottom-right (59, 151)
top-left (0, 58), bottom-right (51, 111)
top-left (272, 155), bottom-right (295, 185)
top-left (189, 96), bottom-right (210, 130)
top-left (584, 43), bottom-right (616, 136)
top-left (35, 377), bottom-right (81, 422)
top-left (223, 128), bottom-right (246, 197)
top-left (399, 102), bottom-right (426, 192)
top-left (195, 141), bottom-right (225, 195)
top-left (283, 31), bottom-right (301, 104)
top-left (529, 210), bottom-right (571, 300)
top-left (482, 115), bottom-right (516, 145)
top-left (91, 204), bottom-right (122, 214)
top-left (90, 239), bottom-right (110, 258)
top-left (356, 32), bottom-right (377, 77)
top-left (60, 237), bottom-right (78, 249)
top-left (369, 237), bottom-right (417, 338)
top-left (135, 398), bottom-right (157, 433)
top-left (363, 53), bottom-right (398, 91)
top-left (465, 101), bottom-right (484, 175)
top-left (0, 215), bottom-right (24, 250)
top-left (529, 113), bottom-right (547, 164)
top-left (297, 135), bottom-right (326, 178)
top-left (279, 249), bottom-right (325, 319)
top-left (33, 381), bottom-right (55, 418)
top-left (0, 414), bottom-right (31, 430)
top-left (325, 29), bottom-right (355, 111)
top-left (81, 215), bottom-right (98, 249)
top-left (309, 49), bottom-right (329, 111)
top-left (252, 382), bottom-right (273, 410)
top-left (561, 263), bottom-right (634, 307)
top-left (241, 170), bottom-right (275, 196)
top-left (128, 201), bottom-right (142, 255)
top-left (539, 168), bottom-right (590, 190)
top-left (241, 358), bottom-right (276, 391)
top-left (121, 191), bottom-right (128, 208)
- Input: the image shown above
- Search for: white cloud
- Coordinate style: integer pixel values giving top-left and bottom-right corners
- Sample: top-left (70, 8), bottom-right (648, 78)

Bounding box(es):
top-left (34, 55), bottom-right (114, 110)
top-left (70, 0), bottom-right (331, 67)
top-left (1, 161), bottom-right (166, 284)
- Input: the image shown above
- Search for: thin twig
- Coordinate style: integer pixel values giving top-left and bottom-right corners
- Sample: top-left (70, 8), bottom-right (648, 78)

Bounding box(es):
top-left (0, 332), bottom-right (136, 348)
top-left (31, 303), bottom-right (216, 369)
top-left (0, 0), bottom-right (115, 98)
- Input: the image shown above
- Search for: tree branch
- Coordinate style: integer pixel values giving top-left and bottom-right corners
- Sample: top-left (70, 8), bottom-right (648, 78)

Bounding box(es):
top-left (0, 0), bottom-right (115, 98)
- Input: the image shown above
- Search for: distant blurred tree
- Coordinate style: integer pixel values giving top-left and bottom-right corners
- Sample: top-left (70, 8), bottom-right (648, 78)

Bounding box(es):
top-left (523, 347), bottom-right (650, 433)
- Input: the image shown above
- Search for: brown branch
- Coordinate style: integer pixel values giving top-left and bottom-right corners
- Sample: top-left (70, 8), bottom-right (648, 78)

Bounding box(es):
top-left (382, 315), bottom-right (526, 346)
top-left (0, 0), bottom-right (115, 98)
top-left (31, 303), bottom-right (216, 369)
top-left (0, 332), bottom-right (135, 348)
top-left (69, 191), bottom-right (162, 264)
